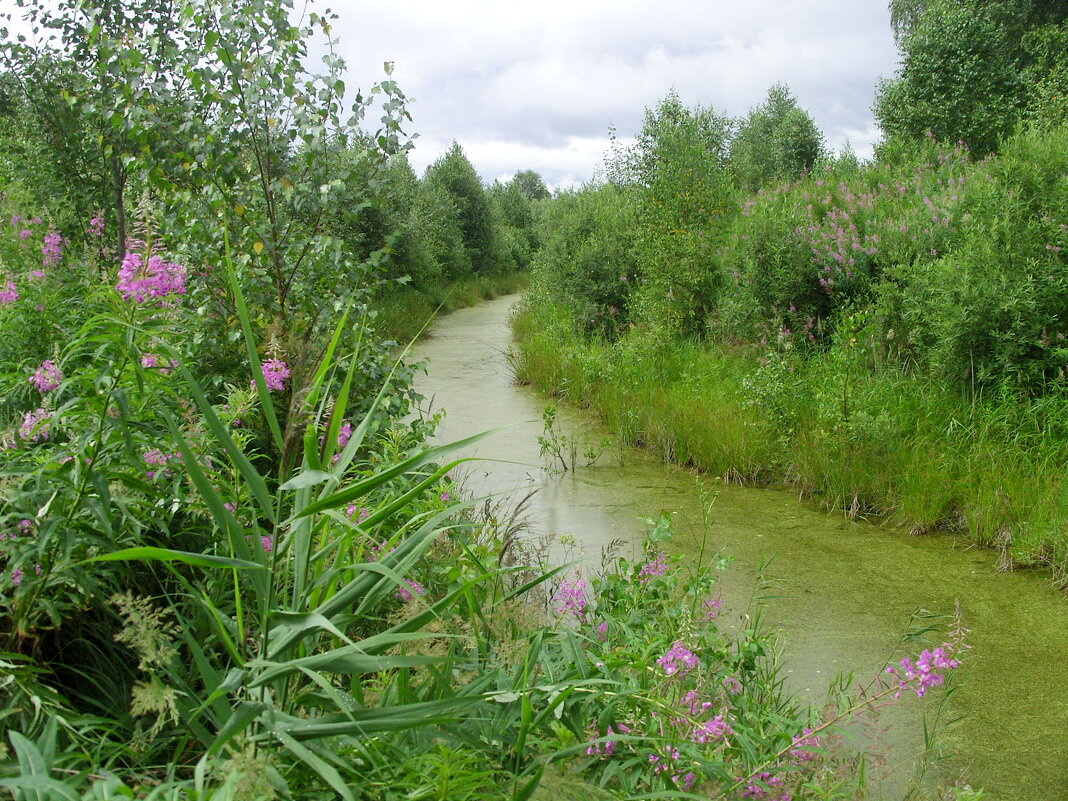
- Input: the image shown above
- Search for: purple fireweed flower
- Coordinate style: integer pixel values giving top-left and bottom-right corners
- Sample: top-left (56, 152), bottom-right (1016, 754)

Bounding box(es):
top-left (885, 642), bottom-right (961, 698)
top-left (30, 360), bottom-right (62, 392)
top-left (681, 689), bottom-right (712, 716)
top-left (18, 229), bottom-right (31, 240)
top-left (254, 358), bottom-right (289, 392)
top-left (657, 640), bottom-right (699, 677)
top-left (17, 519), bottom-right (32, 534)
top-left (41, 232), bottom-right (62, 267)
top-left (0, 280), bottom-right (17, 304)
top-left (722, 676), bottom-right (743, 695)
top-left (143, 448), bottom-right (180, 478)
top-left (586, 723), bottom-right (623, 757)
top-left (116, 252), bottom-right (187, 303)
top-left (789, 727), bottom-right (821, 764)
top-left (88, 213), bottom-right (104, 237)
top-left (638, 549), bottom-right (668, 584)
top-left (141, 353), bottom-right (172, 374)
top-left (394, 578), bottom-right (424, 602)
top-left (336, 420), bottom-right (352, 450)
top-left (692, 714), bottom-right (732, 744)
top-left (19, 408), bottom-right (50, 443)
top-left (700, 596), bottom-right (722, 621)
top-left (10, 566), bottom-right (22, 586)
top-left (553, 574), bottom-right (588, 619)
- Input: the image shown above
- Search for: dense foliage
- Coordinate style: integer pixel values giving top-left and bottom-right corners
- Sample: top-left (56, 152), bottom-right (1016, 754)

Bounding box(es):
top-left (517, 5), bottom-right (1068, 581)
top-left (0, 0), bottom-right (978, 797)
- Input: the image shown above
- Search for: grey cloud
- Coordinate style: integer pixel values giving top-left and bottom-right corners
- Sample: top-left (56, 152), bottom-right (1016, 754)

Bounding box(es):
top-left (333, 0), bottom-right (901, 183)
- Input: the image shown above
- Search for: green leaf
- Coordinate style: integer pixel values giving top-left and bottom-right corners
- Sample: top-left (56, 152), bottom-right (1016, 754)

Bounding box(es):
top-left (280, 470), bottom-right (335, 491)
top-left (86, 547), bottom-right (266, 571)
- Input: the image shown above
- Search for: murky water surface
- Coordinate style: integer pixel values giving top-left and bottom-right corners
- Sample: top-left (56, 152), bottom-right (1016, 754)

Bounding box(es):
top-left (412, 295), bottom-right (1068, 800)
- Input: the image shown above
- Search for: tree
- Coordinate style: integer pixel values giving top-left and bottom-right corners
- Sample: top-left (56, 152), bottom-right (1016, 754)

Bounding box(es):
top-left (511, 169), bottom-right (550, 200)
top-left (729, 83), bottom-right (824, 190)
top-left (423, 142), bottom-right (496, 275)
top-left (876, 0), bottom-right (1068, 153)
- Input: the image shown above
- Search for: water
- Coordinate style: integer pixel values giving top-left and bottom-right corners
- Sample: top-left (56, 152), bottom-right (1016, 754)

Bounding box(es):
top-left (412, 295), bottom-right (1068, 800)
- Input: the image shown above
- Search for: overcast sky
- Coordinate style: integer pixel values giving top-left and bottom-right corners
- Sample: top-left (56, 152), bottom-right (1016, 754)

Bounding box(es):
top-left (331, 0), bottom-right (902, 189)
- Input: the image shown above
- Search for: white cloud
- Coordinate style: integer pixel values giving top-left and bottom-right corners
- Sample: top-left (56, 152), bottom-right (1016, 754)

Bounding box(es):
top-left (330, 0), bottom-right (900, 183)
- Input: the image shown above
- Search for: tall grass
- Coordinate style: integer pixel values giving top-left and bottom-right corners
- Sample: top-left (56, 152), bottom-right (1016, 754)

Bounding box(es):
top-left (374, 272), bottom-right (530, 343)
top-left (512, 302), bottom-right (1068, 583)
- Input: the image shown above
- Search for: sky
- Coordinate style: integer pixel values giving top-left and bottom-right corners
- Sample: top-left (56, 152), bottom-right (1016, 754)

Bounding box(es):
top-left (3, 0), bottom-right (904, 190)
top-left (329, 0), bottom-right (903, 189)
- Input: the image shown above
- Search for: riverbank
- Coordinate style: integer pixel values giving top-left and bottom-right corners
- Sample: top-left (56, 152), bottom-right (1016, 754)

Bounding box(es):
top-left (372, 271), bottom-right (529, 343)
top-left (414, 295), bottom-right (1068, 800)
top-left (511, 299), bottom-right (1068, 585)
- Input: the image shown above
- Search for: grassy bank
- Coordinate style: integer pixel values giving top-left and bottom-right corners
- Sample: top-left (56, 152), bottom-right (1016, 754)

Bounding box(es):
top-left (513, 301), bottom-right (1068, 584)
top-left (373, 272), bottom-right (530, 342)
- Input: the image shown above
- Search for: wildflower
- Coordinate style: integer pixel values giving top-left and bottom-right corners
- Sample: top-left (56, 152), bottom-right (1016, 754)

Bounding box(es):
top-left (885, 642), bottom-right (961, 698)
top-left (439, 490), bottom-right (450, 502)
top-left (144, 449), bottom-right (180, 478)
top-left (254, 358), bottom-right (289, 392)
top-left (89, 213), bottom-right (104, 237)
top-left (722, 676), bottom-right (743, 695)
top-left (700, 596), bottom-right (722, 621)
top-left (336, 420), bottom-right (352, 451)
top-left (10, 566), bottom-right (22, 586)
top-left (789, 727), bottom-right (820, 763)
top-left (657, 639), bottom-right (698, 677)
top-left (553, 574), bottom-right (588, 619)
top-left (29, 360), bottom-right (62, 393)
top-left (595, 621), bottom-right (608, 641)
top-left (586, 723), bottom-right (622, 757)
top-left (41, 232), bottom-right (62, 267)
top-left (0, 280), bottom-right (17, 304)
top-left (116, 252), bottom-right (187, 303)
top-left (638, 549), bottom-right (668, 584)
top-left (692, 713), bottom-right (732, 744)
top-left (141, 353), bottom-right (172, 374)
top-left (17, 519), bottom-right (32, 534)
top-left (260, 535), bottom-right (274, 553)
top-left (19, 408), bottom-right (50, 443)
top-left (394, 578), bottom-right (424, 602)
top-left (18, 229), bottom-right (31, 240)
top-left (367, 539), bottom-right (394, 561)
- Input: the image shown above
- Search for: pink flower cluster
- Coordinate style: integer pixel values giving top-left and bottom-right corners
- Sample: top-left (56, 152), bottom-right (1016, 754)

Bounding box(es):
top-left (19, 408), bottom-right (50, 443)
top-left (656, 639), bottom-right (698, 677)
top-left (638, 549), bottom-right (668, 584)
top-left (586, 722), bottom-right (628, 757)
top-left (742, 771), bottom-right (789, 800)
top-left (254, 359), bottom-right (289, 392)
top-left (141, 353), bottom-right (172, 374)
top-left (553, 574), bottom-right (588, 618)
top-left (116, 252), bottom-right (187, 303)
top-left (788, 727), bottom-right (820, 763)
top-left (30, 360), bottom-right (62, 392)
top-left (144, 448), bottom-right (180, 478)
top-left (701, 596), bottom-right (722, 621)
top-left (88, 213), bottom-right (104, 237)
top-left (394, 578), bottom-right (424, 602)
top-left (885, 642), bottom-right (961, 698)
top-left (0, 280), bottom-right (17, 304)
top-left (41, 232), bottom-right (62, 267)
